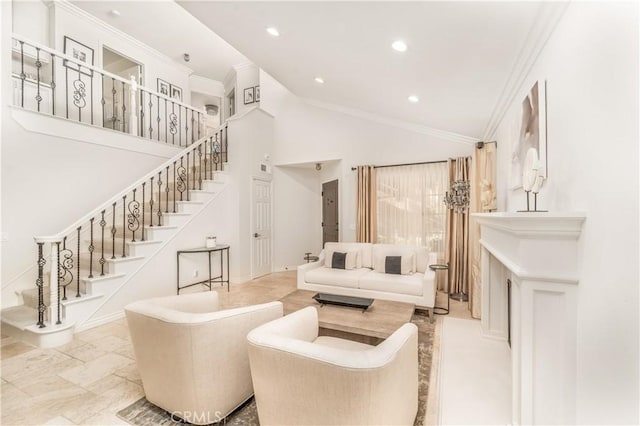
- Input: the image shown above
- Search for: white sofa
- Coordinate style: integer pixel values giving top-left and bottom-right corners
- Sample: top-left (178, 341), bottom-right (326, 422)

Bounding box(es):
top-left (125, 292), bottom-right (283, 425)
top-left (298, 242), bottom-right (437, 316)
top-left (247, 306), bottom-right (419, 425)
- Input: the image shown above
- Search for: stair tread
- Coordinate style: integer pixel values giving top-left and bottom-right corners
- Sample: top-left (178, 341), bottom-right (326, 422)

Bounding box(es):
top-left (1, 305), bottom-right (39, 328)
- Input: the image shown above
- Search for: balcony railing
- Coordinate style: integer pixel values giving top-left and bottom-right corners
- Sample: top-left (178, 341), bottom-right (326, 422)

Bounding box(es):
top-left (10, 33), bottom-right (207, 147)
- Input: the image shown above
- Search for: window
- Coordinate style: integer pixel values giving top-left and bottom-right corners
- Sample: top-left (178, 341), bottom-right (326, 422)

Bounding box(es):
top-left (376, 162), bottom-right (448, 258)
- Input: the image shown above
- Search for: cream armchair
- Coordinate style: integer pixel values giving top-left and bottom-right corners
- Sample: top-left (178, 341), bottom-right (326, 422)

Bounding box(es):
top-left (125, 292), bottom-right (283, 425)
top-left (247, 306), bottom-right (419, 425)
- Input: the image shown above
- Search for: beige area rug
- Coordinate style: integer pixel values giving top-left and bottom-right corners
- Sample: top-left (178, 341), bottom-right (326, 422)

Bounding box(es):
top-left (117, 311), bottom-right (435, 426)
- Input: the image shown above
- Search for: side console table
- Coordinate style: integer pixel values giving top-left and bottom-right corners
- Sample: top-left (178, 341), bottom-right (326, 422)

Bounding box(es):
top-left (177, 244), bottom-right (230, 294)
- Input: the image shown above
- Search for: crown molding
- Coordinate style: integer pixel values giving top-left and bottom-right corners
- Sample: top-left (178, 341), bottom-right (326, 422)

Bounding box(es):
top-left (302, 98), bottom-right (478, 146)
top-left (53, 0), bottom-right (194, 75)
top-left (481, 2), bottom-right (570, 141)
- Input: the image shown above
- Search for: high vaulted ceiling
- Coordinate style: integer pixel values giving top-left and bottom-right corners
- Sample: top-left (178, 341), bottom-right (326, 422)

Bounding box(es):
top-left (178, 1), bottom-right (543, 139)
top-left (74, 1), bottom-right (546, 139)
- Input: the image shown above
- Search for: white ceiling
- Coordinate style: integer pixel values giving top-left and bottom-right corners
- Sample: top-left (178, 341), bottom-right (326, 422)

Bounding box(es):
top-left (72, 1), bottom-right (544, 139)
top-left (178, 1), bottom-right (543, 139)
top-left (71, 1), bottom-right (249, 81)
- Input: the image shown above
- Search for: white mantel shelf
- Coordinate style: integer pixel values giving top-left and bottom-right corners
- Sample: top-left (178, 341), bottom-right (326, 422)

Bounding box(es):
top-left (472, 211), bottom-right (586, 425)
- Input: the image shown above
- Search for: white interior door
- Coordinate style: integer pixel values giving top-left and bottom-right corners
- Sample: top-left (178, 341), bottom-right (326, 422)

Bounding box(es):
top-left (251, 178), bottom-right (272, 278)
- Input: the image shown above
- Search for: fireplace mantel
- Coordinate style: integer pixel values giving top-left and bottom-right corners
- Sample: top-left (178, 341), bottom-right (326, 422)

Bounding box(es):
top-left (472, 211), bottom-right (586, 425)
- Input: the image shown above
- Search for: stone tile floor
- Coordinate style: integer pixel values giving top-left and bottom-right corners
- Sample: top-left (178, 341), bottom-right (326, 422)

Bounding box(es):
top-left (1, 271), bottom-right (472, 425)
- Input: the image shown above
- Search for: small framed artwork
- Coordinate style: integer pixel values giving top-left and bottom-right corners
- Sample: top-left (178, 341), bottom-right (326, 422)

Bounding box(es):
top-left (244, 87), bottom-right (254, 105)
top-left (254, 85), bottom-right (260, 102)
top-left (63, 36), bottom-right (94, 76)
top-left (170, 85), bottom-right (182, 102)
top-left (157, 79), bottom-right (170, 97)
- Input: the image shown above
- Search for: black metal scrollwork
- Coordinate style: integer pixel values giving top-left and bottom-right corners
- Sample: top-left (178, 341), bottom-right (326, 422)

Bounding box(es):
top-left (58, 238), bottom-right (74, 301)
top-left (169, 112), bottom-right (178, 135)
top-left (73, 79), bottom-right (87, 109)
top-left (127, 189), bottom-right (141, 242)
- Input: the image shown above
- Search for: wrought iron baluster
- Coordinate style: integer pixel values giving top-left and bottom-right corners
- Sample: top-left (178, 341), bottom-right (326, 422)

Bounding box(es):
top-left (165, 166), bottom-right (170, 213)
top-left (170, 102), bottom-right (176, 145)
top-left (100, 73), bottom-right (105, 126)
top-left (88, 218), bottom-right (95, 278)
top-left (128, 189), bottom-right (140, 242)
top-left (35, 48), bottom-right (41, 112)
top-left (19, 41), bottom-right (25, 107)
top-left (99, 210), bottom-right (106, 276)
top-left (164, 98), bottom-right (168, 143)
top-left (157, 171), bottom-right (163, 226)
top-left (141, 183), bottom-right (146, 241)
top-left (139, 90), bottom-right (145, 137)
top-left (59, 236), bottom-right (74, 302)
top-left (198, 146), bottom-right (203, 190)
top-left (122, 196), bottom-right (127, 257)
top-left (149, 176), bottom-right (155, 227)
top-left (192, 148), bottom-right (197, 190)
top-left (73, 70), bottom-right (87, 123)
top-left (191, 109), bottom-right (195, 143)
top-left (173, 161), bottom-right (177, 213)
top-left (90, 71), bottom-right (94, 125)
top-left (76, 227), bottom-right (81, 297)
top-left (51, 54), bottom-right (56, 116)
top-left (55, 242), bottom-right (61, 324)
top-left (224, 125), bottom-right (229, 163)
top-left (186, 152), bottom-right (190, 201)
top-left (36, 242), bottom-right (45, 328)
top-left (204, 136), bottom-right (209, 181)
top-left (148, 96), bottom-right (153, 139)
top-left (111, 78), bottom-right (116, 130)
top-left (185, 106), bottom-right (189, 146)
top-left (111, 203), bottom-right (116, 259)
top-left (177, 158), bottom-right (186, 202)
top-left (197, 112), bottom-right (201, 140)
top-left (157, 95), bottom-right (161, 141)
top-left (122, 81), bottom-right (126, 132)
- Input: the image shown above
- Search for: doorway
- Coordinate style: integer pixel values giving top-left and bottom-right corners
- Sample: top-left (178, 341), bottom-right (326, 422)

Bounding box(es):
top-left (322, 179), bottom-right (339, 245)
top-left (102, 47), bottom-right (143, 133)
top-left (251, 178), bottom-right (273, 278)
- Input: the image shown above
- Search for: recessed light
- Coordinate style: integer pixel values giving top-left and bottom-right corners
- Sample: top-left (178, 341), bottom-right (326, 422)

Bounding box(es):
top-left (109, 9), bottom-right (121, 17)
top-left (266, 27), bottom-right (280, 37)
top-left (408, 95), bottom-right (419, 103)
top-left (392, 40), bottom-right (408, 52)
top-left (314, 77), bottom-right (325, 84)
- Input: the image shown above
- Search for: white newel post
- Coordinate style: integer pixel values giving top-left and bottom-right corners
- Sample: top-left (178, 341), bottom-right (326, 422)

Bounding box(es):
top-left (34, 236), bottom-right (64, 326)
top-left (473, 212), bottom-right (586, 425)
top-left (130, 76), bottom-right (138, 136)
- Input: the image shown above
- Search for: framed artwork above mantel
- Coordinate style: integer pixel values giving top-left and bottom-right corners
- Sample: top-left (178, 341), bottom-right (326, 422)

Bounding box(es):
top-left (510, 79), bottom-right (547, 189)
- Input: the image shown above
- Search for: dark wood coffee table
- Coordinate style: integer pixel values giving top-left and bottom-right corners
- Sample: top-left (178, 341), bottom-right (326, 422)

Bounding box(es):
top-left (280, 289), bottom-right (415, 344)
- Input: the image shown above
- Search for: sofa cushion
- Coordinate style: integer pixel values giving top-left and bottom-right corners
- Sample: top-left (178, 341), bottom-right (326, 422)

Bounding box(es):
top-left (374, 251), bottom-right (415, 275)
top-left (359, 271), bottom-right (423, 296)
top-left (373, 244), bottom-right (432, 273)
top-left (325, 250), bottom-right (358, 270)
top-left (324, 242), bottom-right (373, 269)
top-left (305, 267), bottom-right (371, 289)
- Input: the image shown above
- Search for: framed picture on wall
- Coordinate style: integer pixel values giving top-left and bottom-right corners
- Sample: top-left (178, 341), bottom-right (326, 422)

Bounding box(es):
top-left (509, 79), bottom-right (547, 189)
top-left (170, 85), bottom-right (182, 102)
top-left (254, 85), bottom-right (260, 102)
top-left (63, 36), bottom-right (94, 77)
top-left (157, 79), bottom-right (170, 97)
top-left (244, 87), bottom-right (254, 105)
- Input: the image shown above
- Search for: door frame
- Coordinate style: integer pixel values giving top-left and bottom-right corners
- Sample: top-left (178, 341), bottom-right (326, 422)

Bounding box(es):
top-left (250, 176), bottom-right (274, 279)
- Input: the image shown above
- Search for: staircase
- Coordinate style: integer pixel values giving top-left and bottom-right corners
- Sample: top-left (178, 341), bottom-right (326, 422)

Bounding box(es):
top-left (1, 126), bottom-right (230, 348)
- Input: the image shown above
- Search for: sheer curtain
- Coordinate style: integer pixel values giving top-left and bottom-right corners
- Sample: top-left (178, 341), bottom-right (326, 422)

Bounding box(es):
top-left (376, 163), bottom-right (448, 259)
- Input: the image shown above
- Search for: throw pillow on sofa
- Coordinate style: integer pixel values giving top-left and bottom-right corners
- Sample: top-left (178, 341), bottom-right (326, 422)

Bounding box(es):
top-left (374, 252), bottom-right (414, 275)
top-left (325, 250), bottom-right (358, 270)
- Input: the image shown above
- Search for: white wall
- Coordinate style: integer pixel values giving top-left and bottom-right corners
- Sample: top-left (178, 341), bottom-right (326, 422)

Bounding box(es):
top-left (235, 63), bottom-right (260, 116)
top-left (491, 2), bottom-right (638, 422)
top-left (260, 70), bottom-right (475, 269)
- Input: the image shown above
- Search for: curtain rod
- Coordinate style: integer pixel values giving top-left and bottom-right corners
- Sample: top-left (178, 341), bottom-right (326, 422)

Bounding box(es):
top-left (350, 159), bottom-right (447, 171)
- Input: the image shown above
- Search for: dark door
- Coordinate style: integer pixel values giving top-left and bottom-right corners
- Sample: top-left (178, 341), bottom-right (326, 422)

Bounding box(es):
top-left (322, 180), bottom-right (339, 245)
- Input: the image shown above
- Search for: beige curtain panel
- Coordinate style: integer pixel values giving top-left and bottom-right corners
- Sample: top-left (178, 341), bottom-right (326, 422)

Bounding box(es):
top-left (356, 165), bottom-right (377, 243)
top-left (469, 143), bottom-right (497, 319)
top-left (444, 157), bottom-right (471, 296)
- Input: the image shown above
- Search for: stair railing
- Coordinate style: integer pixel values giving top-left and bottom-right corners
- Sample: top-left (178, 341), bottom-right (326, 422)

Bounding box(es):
top-left (10, 33), bottom-right (209, 147)
top-left (32, 123), bottom-right (228, 327)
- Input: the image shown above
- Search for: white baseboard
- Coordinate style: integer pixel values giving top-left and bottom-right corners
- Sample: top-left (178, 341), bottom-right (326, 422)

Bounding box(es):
top-left (75, 310), bottom-right (125, 333)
